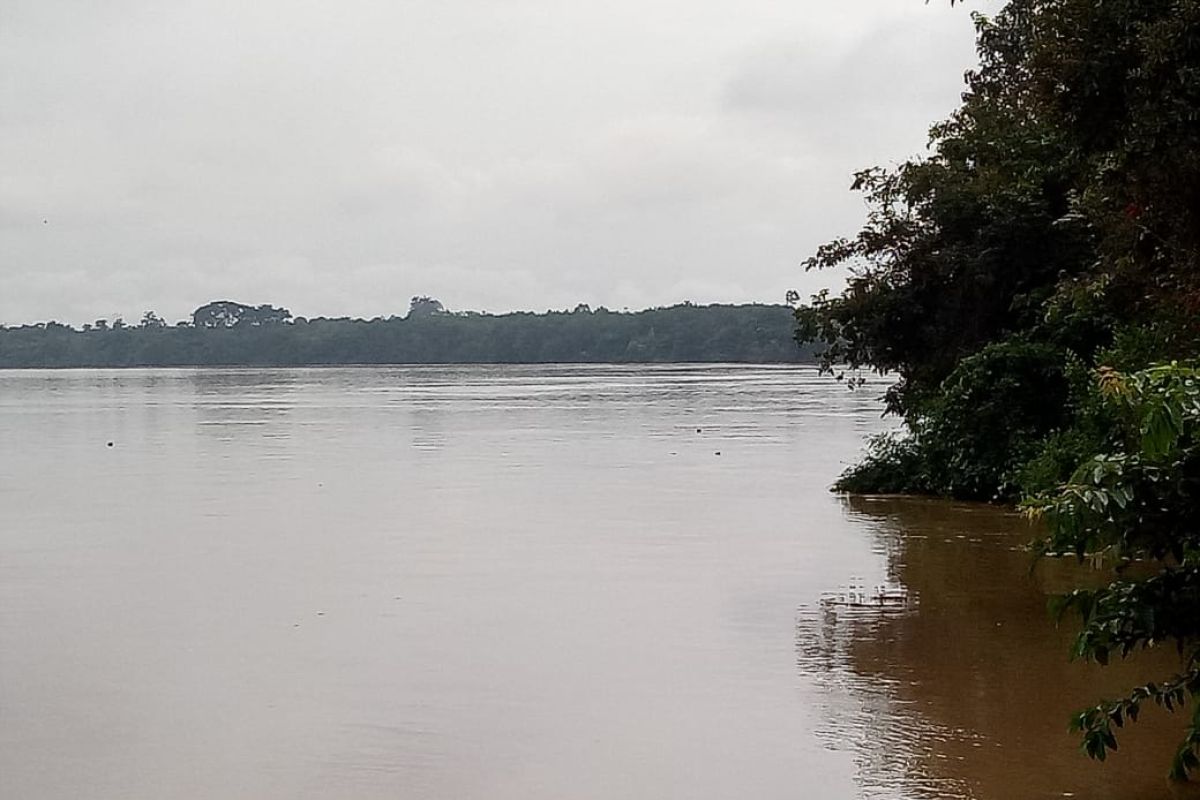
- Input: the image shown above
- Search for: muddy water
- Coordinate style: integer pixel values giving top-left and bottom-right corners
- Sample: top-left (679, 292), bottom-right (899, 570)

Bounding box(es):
top-left (0, 365), bottom-right (1193, 799)
top-left (808, 496), bottom-right (1194, 799)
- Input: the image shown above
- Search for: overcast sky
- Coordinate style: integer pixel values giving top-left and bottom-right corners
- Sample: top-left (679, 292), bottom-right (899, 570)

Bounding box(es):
top-left (1, 0), bottom-right (996, 325)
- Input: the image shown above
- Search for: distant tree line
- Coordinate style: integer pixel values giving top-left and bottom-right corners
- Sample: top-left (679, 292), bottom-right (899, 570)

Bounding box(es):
top-left (0, 298), bottom-right (814, 367)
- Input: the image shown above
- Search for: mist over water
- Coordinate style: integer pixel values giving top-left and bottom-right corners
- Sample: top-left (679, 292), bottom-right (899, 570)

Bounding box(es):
top-left (0, 366), bottom-right (1183, 798)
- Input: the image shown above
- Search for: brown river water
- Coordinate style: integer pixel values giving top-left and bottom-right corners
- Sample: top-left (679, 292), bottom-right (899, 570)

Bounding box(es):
top-left (0, 365), bottom-right (1193, 799)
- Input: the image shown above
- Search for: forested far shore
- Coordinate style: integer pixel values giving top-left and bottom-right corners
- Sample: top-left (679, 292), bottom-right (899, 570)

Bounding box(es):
top-left (0, 300), bottom-right (813, 367)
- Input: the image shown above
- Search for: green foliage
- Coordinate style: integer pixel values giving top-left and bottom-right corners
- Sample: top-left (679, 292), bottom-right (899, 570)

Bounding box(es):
top-left (796, 4), bottom-right (1092, 412)
top-left (836, 340), bottom-right (1073, 500)
top-left (1067, 670), bottom-right (1200, 777)
top-left (797, 0), bottom-right (1200, 413)
top-left (912, 340), bottom-right (1071, 499)
top-left (1016, 355), bottom-right (1118, 495)
top-left (798, 0), bottom-right (1200, 777)
top-left (0, 302), bottom-right (814, 367)
top-left (1017, 426), bottom-right (1106, 498)
top-left (834, 433), bottom-right (928, 495)
top-left (1028, 363), bottom-right (1200, 777)
top-left (407, 296), bottom-right (446, 318)
top-left (192, 300), bottom-right (292, 328)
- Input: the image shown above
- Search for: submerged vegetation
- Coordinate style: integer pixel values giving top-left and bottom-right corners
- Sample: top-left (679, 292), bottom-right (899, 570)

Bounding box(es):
top-left (796, 0), bottom-right (1200, 777)
top-left (0, 300), bottom-right (810, 367)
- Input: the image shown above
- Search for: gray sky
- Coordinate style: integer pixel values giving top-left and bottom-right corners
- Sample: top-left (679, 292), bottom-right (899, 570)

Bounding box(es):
top-left (1, 0), bottom-right (995, 325)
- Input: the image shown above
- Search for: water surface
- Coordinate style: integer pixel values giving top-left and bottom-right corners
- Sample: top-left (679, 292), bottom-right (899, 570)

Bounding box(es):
top-left (0, 365), bottom-right (1187, 798)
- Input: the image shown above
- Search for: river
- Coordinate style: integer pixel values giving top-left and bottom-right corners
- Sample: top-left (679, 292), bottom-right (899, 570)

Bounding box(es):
top-left (0, 365), bottom-right (1189, 798)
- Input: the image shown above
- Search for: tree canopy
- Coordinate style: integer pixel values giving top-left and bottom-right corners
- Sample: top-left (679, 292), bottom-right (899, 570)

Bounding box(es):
top-left (191, 301), bottom-right (293, 328)
top-left (796, 0), bottom-right (1200, 776)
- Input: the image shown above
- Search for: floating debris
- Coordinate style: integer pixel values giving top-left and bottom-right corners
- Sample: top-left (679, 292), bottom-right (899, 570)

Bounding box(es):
top-left (820, 578), bottom-right (910, 609)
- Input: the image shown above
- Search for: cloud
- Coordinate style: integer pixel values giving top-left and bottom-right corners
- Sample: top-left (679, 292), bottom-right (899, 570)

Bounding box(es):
top-left (0, 0), bottom-right (996, 325)
top-left (721, 11), bottom-right (984, 159)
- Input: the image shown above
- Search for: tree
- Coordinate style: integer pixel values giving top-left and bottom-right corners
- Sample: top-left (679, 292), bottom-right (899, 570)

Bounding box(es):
top-left (192, 301), bottom-right (246, 328)
top-left (794, 0), bottom-right (1200, 776)
top-left (191, 300), bottom-right (291, 328)
top-left (140, 311), bottom-right (166, 328)
top-left (248, 303), bottom-right (292, 326)
top-left (797, 0), bottom-right (1200, 493)
top-left (407, 296), bottom-right (445, 319)
top-left (1029, 363), bottom-right (1200, 779)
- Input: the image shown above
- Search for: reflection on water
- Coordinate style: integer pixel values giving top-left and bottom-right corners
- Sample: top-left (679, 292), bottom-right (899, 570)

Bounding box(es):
top-left (803, 496), bottom-right (1192, 800)
top-left (0, 366), bottom-right (1194, 799)
top-left (799, 604), bottom-right (971, 800)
